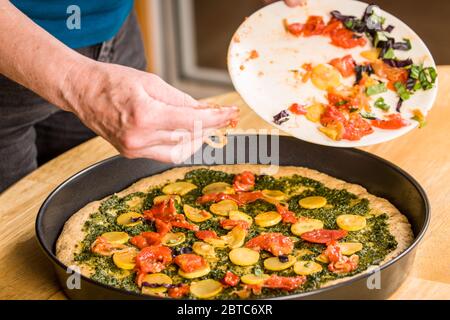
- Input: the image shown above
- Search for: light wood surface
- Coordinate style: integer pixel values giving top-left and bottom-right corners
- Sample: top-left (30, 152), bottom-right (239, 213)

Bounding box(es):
top-left (1, 67), bottom-right (449, 300)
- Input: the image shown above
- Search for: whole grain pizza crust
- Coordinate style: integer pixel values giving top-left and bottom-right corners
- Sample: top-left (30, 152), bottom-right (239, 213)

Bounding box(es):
top-left (56, 164), bottom-right (414, 287)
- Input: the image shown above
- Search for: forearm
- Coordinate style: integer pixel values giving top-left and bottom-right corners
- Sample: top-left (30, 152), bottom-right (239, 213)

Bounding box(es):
top-left (0, 0), bottom-right (93, 110)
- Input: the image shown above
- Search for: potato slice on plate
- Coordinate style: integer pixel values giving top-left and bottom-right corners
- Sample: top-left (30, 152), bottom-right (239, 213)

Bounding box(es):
top-left (294, 261), bottom-right (323, 275)
top-left (299, 196), bottom-right (327, 209)
top-left (228, 210), bottom-right (253, 226)
top-left (192, 241), bottom-right (216, 257)
top-left (229, 248), bottom-right (260, 266)
top-left (202, 182), bottom-right (234, 195)
top-left (262, 189), bottom-right (287, 203)
top-left (241, 274), bottom-right (270, 285)
top-left (264, 255), bottom-right (296, 271)
top-left (336, 214), bottom-right (367, 231)
top-left (116, 212), bottom-right (143, 227)
top-left (223, 226), bottom-right (247, 249)
top-left (141, 273), bottom-right (172, 295)
top-left (210, 199), bottom-right (238, 216)
top-left (291, 218), bottom-right (324, 236)
top-left (153, 194), bottom-right (181, 204)
top-left (255, 211), bottom-right (282, 227)
top-left (161, 232), bottom-right (186, 247)
top-left (311, 64), bottom-right (342, 90)
top-left (162, 181), bottom-right (197, 195)
top-left (338, 242), bottom-right (363, 255)
top-left (101, 231), bottom-right (129, 244)
top-left (190, 279), bottom-right (223, 299)
top-left (183, 204), bottom-right (212, 223)
top-left (178, 264), bottom-right (211, 279)
top-left (113, 249), bottom-right (137, 270)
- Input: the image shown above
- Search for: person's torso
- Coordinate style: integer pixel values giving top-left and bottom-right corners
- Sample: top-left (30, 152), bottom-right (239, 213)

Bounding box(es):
top-left (11, 0), bottom-right (134, 48)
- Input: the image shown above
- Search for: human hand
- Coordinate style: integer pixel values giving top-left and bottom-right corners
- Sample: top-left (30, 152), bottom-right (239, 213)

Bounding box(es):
top-left (61, 61), bottom-right (239, 163)
top-left (263, 0), bottom-right (307, 7)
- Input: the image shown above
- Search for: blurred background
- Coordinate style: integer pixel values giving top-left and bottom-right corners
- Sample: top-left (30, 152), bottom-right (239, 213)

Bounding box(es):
top-left (135, 0), bottom-right (450, 99)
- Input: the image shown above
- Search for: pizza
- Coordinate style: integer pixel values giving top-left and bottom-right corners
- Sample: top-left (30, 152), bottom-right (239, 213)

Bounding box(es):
top-left (56, 164), bottom-right (413, 299)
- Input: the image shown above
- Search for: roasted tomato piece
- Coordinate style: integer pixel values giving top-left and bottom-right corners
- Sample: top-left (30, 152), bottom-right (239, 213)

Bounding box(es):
top-left (302, 16), bottom-right (326, 36)
top-left (222, 271), bottom-right (240, 287)
top-left (301, 229), bottom-right (348, 244)
top-left (195, 230), bottom-right (219, 240)
top-left (284, 20), bottom-right (304, 36)
top-left (328, 254), bottom-right (359, 273)
top-left (233, 171), bottom-right (255, 192)
top-left (371, 60), bottom-right (408, 89)
top-left (275, 203), bottom-right (298, 224)
top-left (135, 245), bottom-right (172, 274)
top-left (174, 254), bottom-right (207, 273)
top-left (155, 219), bottom-right (171, 236)
top-left (91, 236), bottom-right (125, 256)
top-left (342, 113), bottom-right (373, 141)
top-left (145, 198), bottom-right (198, 231)
top-left (171, 220), bottom-right (199, 231)
top-left (220, 219), bottom-right (250, 230)
top-left (263, 275), bottom-right (306, 291)
top-left (322, 18), bottom-right (343, 35)
top-left (320, 105), bottom-right (347, 126)
top-left (325, 241), bottom-right (359, 273)
top-left (371, 113), bottom-right (409, 130)
top-left (168, 284), bottom-right (190, 298)
top-left (329, 55), bottom-right (356, 78)
top-left (330, 28), bottom-right (367, 49)
top-left (131, 232), bottom-right (161, 249)
top-left (288, 103), bottom-right (307, 115)
top-left (245, 233), bottom-right (294, 256)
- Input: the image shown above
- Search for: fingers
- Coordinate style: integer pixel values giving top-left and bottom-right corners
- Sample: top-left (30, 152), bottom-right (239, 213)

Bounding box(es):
top-left (124, 136), bottom-right (205, 164)
top-left (143, 74), bottom-right (199, 108)
top-left (284, 0), bottom-right (307, 7)
top-left (153, 100), bottom-right (240, 131)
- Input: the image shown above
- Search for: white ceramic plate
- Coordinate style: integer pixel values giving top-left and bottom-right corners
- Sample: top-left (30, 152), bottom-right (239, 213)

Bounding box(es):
top-left (228, 0), bottom-right (438, 147)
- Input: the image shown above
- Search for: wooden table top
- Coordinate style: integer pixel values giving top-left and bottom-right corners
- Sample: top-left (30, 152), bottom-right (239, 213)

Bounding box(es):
top-left (1, 66), bottom-right (449, 300)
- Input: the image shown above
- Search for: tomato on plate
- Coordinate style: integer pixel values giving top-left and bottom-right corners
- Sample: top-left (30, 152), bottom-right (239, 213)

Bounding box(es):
top-left (173, 254), bottom-right (207, 273)
top-left (371, 60), bottom-right (408, 90)
top-left (301, 229), bottom-right (348, 244)
top-left (131, 232), bottom-right (161, 249)
top-left (220, 219), bottom-right (250, 230)
top-left (284, 20), bottom-right (303, 36)
top-left (330, 28), bottom-right (367, 49)
top-left (135, 245), bottom-right (172, 273)
top-left (263, 275), bottom-right (306, 291)
top-left (275, 203), bottom-right (298, 224)
top-left (222, 271), bottom-right (240, 287)
top-left (144, 198), bottom-right (198, 231)
top-left (233, 171), bottom-right (255, 192)
top-left (245, 232), bottom-right (294, 256)
top-left (329, 55), bottom-right (356, 77)
top-left (323, 240), bottom-right (341, 263)
top-left (342, 113), bottom-right (374, 141)
top-left (195, 230), bottom-right (218, 240)
top-left (371, 113), bottom-right (409, 129)
top-left (168, 284), bottom-right (190, 298)
top-left (288, 103), bottom-right (307, 115)
top-left (302, 16), bottom-right (326, 36)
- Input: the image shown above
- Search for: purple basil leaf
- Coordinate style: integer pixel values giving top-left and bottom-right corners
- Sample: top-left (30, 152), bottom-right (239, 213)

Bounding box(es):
top-left (383, 58), bottom-right (413, 68)
top-left (273, 110), bottom-right (289, 125)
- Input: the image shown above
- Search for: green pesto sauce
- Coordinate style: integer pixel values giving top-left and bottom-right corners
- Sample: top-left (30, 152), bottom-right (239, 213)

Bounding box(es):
top-left (74, 168), bottom-right (398, 299)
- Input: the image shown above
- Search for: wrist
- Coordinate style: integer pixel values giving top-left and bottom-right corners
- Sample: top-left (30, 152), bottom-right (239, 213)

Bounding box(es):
top-left (58, 57), bottom-right (101, 113)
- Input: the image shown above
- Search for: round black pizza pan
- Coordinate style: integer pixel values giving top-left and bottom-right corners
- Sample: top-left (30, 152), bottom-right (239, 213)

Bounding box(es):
top-left (35, 134), bottom-right (430, 300)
